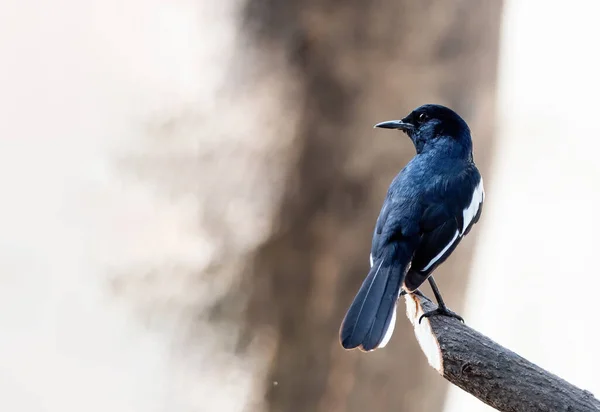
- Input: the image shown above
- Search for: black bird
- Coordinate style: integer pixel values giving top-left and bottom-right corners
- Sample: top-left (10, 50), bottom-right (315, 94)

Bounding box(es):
top-left (339, 104), bottom-right (484, 352)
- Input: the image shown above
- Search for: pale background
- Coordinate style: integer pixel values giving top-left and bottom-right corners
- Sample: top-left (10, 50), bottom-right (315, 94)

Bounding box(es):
top-left (446, 1), bottom-right (600, 410)
top-left (0, 0), bottom-right (598, 411)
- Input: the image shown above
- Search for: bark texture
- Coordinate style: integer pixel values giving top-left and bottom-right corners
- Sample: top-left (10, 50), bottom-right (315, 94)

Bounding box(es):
top-left (406, 293), bottom-right (600, 412)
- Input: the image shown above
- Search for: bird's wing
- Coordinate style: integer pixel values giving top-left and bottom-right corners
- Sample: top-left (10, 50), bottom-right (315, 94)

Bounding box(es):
top-left (406, 204), bottom-right (462, 290)
top-left (370, 196), bottom-right (422, 264)
top-left (405, 170), bottom-right (484, 290)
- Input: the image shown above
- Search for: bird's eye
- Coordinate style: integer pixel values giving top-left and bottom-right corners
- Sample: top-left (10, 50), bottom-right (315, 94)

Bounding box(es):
top-left (418, 113), bottom-right (428, 122)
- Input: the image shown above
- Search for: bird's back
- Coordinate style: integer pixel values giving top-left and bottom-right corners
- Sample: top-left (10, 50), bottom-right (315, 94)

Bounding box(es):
top-left (372, 152), bottom-right (479, 255)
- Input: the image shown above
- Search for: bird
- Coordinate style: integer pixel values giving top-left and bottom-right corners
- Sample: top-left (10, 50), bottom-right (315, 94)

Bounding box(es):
top-left (339, 103), bottom-right (484, 352)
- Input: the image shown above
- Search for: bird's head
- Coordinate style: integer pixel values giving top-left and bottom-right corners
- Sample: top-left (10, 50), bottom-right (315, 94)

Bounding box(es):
top-left (374, 104), bottom-right (472, 156)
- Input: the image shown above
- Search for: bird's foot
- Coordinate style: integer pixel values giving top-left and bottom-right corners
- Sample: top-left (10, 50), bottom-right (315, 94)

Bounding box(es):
top-left (418, 305), bottom-right (464, 324)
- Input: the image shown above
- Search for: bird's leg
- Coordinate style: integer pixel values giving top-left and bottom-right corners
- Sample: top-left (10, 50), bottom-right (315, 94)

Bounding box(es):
top-left (418, 276), bottom-right (464, 324)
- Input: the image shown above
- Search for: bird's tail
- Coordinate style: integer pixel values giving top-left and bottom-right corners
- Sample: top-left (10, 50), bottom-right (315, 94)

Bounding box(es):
top-left (339, 243), bottom-right (413, 351)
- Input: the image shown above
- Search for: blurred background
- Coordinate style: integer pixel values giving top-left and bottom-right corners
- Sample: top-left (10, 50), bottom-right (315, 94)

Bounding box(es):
top-left (1, 0), bottom-right (599, 411)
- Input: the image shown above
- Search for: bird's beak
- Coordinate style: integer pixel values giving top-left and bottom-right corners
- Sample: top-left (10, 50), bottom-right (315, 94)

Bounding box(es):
top-left (373, 120), bottom-right (415, 132)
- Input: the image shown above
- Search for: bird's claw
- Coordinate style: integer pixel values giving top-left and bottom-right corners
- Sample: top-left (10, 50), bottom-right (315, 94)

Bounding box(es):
top-left (418, 306), bottom-right (464, 324)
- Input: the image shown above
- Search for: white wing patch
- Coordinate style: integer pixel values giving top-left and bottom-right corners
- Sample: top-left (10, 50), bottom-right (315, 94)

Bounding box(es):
top-left (420, 178), bottom-right (484, 273)
top-left (370, 253), bottom-right (373, 267)
top-left (462, 178), bottom-right (485, 234)
top-left (377, 304), bottom-right (397, 348)
top-left (422, 229), bottom-right (459, 271)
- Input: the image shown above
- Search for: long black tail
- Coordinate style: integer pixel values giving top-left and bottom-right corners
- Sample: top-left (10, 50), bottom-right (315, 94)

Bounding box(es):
top-left (339, 243), bottom-right (412, 351)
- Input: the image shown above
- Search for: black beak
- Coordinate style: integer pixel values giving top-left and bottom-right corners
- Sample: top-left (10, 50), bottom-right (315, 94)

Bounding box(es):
top-left (374, 120), bottom-right (415, 132)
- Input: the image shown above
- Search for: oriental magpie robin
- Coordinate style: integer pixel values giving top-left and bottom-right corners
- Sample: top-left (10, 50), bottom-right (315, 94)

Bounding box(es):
top-left (340, 104), bottom-right (484, 352)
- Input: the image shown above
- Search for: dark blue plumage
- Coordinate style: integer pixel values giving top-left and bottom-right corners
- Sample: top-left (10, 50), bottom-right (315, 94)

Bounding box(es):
top-left (340, 104), bottom-right (484, 352)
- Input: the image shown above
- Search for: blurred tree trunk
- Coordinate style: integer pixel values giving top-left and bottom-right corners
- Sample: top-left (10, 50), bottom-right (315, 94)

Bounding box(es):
top-left (242, 1), bottom-right (504, 412)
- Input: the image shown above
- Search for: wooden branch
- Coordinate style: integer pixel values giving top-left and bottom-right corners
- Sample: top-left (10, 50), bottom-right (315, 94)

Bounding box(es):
top-left (404, 293), bottom-right (600, 412)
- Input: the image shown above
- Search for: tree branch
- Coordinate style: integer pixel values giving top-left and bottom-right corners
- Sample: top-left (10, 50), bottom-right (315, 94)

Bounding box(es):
top-left (404, 293), bottom-right (600, 412)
